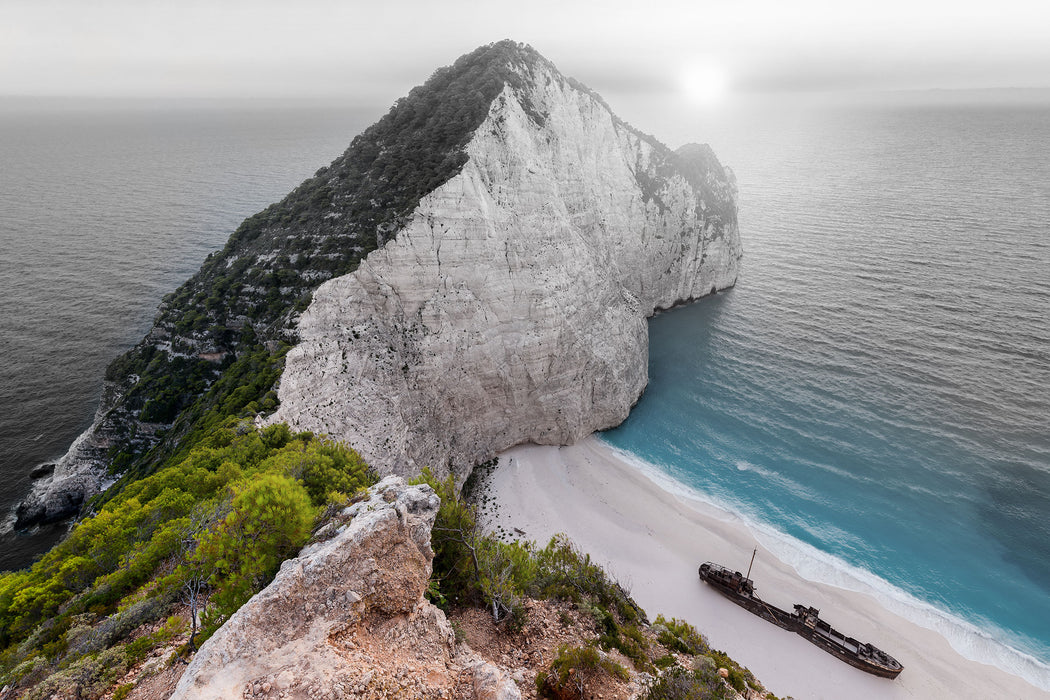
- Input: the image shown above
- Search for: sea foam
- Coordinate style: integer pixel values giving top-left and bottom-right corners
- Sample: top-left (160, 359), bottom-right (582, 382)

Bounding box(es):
top-left (600, 438), bottom-right (1050, 692)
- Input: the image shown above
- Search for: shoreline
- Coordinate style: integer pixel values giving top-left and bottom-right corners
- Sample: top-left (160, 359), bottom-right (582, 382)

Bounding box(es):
top-left (484, 436), bottom-right (1048, 700)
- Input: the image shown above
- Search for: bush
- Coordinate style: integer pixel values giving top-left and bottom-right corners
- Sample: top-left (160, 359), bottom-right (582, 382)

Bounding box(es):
top-left (599, 619), bottom-right (650, 671)
top-left (416, 469), bottom-right (643, 636)
top-left (411, 468), bottom-right (483, 608)
top-left (66, 597), bottom-right (169, 660)
top-left (1, 655), bottom-right (49, 691)
top-left (259, 437), bottom-right (371, 506)
top-left (653, 654), bottom-right (677, 669)
top-left (25, 645), bottom-right (129, 700)
top-left (644, 664), bottom-right (730, 700)
top-left (654, 614), bottom-right (709, 655)
top-left (537, 643), bottom-right (629, 699)
top-left (530, 535), bottom-right (641, 626)
top-left (707, 649), bottom-right (751, 694)
top-left (196, 473), bottom-right (315, 624)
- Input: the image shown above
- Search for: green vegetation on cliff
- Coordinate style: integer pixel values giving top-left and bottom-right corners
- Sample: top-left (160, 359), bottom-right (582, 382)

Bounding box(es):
top-left (0, 423), bottom-right (374, 698)
top-left (415, 468), bottom-right (776, 700)
top-left (415, 468), bottom-right (643, 631)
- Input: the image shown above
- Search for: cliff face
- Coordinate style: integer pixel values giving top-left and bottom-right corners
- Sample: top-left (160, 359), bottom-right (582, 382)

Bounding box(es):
top-left (14, 42), bottom-right (553, 529)
top-left (15, 41), bottom-right (739, 530)
top-left (270, 52), bottom-right (740, 480)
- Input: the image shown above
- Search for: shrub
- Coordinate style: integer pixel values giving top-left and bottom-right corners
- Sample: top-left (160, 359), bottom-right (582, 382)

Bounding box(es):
top-left (122, 615), bottom-right (187, 665)
top-left (66, 597), bottom-right (169, 659)
top-left (196, 473), bottom-right (315, 624)
top-left (2, 655), bottom-right (49, 690)
top-left (537, 643), bottom-right (629, 699)
top-left (410, 469), bottom-right (485, 608)
top-left (654, 614), bottom-right (709, 655)
top-left (644, 664), bottom-right (730, 700)
top-left (413, 469), bottom-right (541, 628)
top-left (599, 620), bottom-right (650, 671)
top-left (416, 468), bottom-right (643, 636)
top-left (707, 649), bottom-right (751, 694)
top-left (530, 535), bottom-right (641, 625)
top-left (25, 645), bottom-right (129, 700)
top-left (259, 437), bottom-right (371, 507)
top-left (124, 635), bottom-right (155, 664)
top-left (653, 654), bottom-right (677, 669)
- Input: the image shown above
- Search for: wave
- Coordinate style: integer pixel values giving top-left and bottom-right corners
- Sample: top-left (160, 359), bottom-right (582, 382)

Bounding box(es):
top-left (598, 437), bottom-right (1050, 693)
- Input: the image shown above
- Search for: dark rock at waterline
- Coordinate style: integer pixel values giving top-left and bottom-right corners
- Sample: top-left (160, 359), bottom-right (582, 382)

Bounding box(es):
top-left (14, 475), bottom-right (94, 530)
top-left (28, 463), bottom-right (56, 480)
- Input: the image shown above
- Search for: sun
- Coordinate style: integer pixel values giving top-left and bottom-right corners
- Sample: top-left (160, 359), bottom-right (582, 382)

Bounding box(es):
top-left (680, 63), bottom-right (729, 106)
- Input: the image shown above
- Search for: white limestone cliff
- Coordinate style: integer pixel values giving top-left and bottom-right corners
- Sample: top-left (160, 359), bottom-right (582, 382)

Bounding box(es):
top-left (271, 60), bottom-right (741, 481)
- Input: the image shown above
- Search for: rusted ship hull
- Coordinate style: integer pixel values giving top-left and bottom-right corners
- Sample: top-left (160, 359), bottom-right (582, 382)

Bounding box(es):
top-left (698, 563), bottom-right (795, 631)
top-left (698, 561), bottom-right (903, 679)
top-left (796, 625), bottom-right (903, 679)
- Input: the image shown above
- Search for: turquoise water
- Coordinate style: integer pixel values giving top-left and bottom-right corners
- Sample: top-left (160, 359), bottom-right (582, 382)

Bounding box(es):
top-left (602, 101), bottom-right (1050, 689)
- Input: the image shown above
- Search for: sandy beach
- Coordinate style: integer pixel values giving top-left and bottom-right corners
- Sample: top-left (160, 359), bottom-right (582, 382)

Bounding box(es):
top-left (484, 437), bottom-right (1048, 700)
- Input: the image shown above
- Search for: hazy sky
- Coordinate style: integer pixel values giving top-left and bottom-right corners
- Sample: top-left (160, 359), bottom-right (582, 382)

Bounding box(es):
top-left (4, 0), bottom-right (1049, 109)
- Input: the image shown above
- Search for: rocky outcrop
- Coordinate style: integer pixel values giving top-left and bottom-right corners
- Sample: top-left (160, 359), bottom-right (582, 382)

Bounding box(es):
top-left (171, 476), bottom-right (526, 700)
top-left (171, 477), bottom-right (440, 698)
top-left (15, 371), bottom-right (161, 529)
top-left (13, 40), bottom-right (739, 537)
top-left (471, 661), bottom-right (522, 700)
top-left (270, 49), bottom-right (741, 482)
top-left (13, 399), bottom-right (112, 529)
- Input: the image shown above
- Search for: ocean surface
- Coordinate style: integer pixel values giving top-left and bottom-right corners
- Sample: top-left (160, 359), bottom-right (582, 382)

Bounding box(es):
top-left (601, 98), bottom-right (1050, 690)
top-left (0, 98), bottom-right (373, 569)
top-left (1, 94), bottom-right (1048, 691)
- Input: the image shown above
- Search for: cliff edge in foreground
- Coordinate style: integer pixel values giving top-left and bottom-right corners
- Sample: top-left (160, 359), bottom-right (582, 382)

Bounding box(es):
top-left (168, 477), bottom-right (773, 700)
top-left (269, 42), bottom-right (741, 481)
top-left (169, 477), bottom-right (461, 699)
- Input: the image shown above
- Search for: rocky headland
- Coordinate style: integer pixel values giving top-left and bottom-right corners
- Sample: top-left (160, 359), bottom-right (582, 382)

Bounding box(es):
top-left (168, 476), bottom-right (464, 699)
top-left (269, 52), bottom-right (740, 481)
top-left (15, 39), bottom-right (740, 527)
top-left (2, 40), bottom-right (760, 700)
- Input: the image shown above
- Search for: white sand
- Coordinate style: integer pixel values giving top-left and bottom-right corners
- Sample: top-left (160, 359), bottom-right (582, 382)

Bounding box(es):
top-left (483, 437), bottom-right (1047, 700)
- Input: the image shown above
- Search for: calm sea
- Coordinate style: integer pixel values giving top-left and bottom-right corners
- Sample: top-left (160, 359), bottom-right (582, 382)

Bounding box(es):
top-left (2, 94), bottom-right (1048, 690)
top-left (603, 98), bottom-right (1050, 690)
top-left (0, 99), bottom-right (372, 569)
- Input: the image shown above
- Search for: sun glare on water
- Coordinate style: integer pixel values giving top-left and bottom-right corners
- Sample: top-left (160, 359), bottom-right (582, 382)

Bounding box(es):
top-left (680, 63), bottom-right (729, 106)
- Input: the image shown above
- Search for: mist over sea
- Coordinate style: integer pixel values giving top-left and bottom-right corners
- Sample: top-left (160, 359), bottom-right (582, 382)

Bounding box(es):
top-left (602, 98), bottom-right (1050, 689)
top-left (1, 94), bottom-right (1048, 689)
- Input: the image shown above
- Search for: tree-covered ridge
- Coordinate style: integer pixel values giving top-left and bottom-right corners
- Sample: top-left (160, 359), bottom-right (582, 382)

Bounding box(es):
top-left (0, 422), bottom-right (374, 697)
top-left (92, 40), bottom-right (555, 489)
